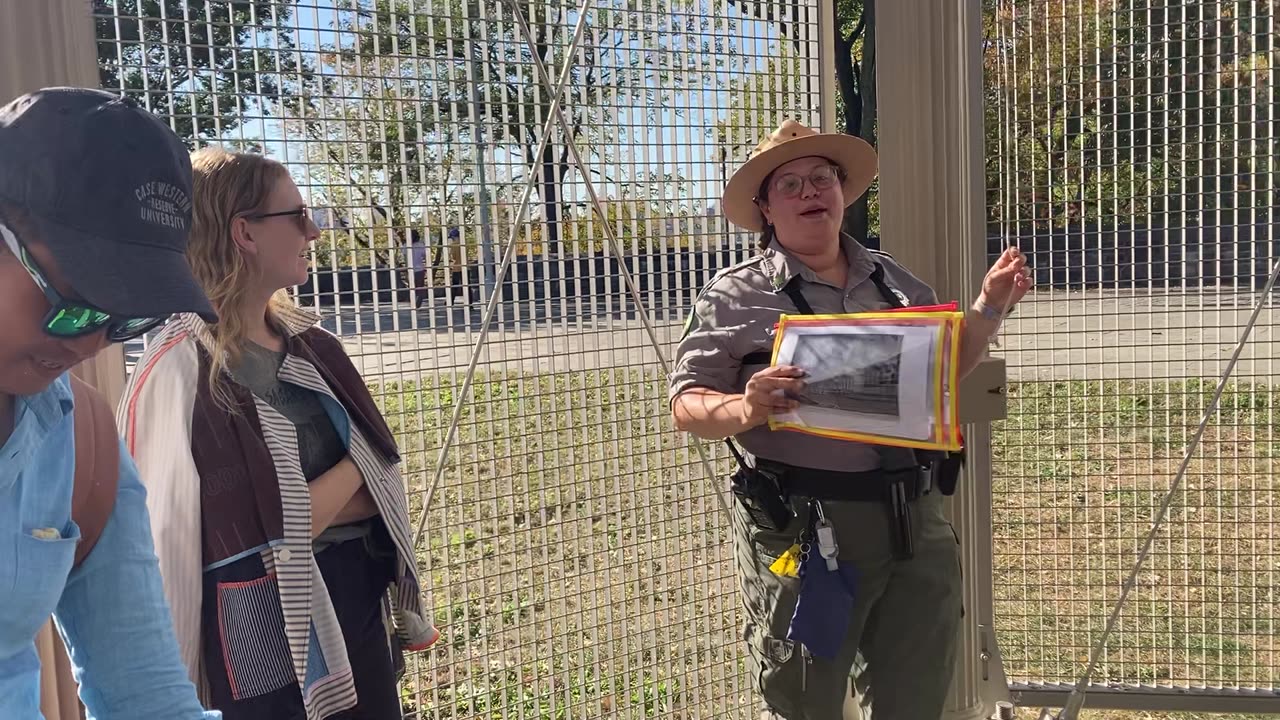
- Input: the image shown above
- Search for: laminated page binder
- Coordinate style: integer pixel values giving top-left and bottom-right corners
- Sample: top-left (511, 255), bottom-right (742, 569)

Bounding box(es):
top-left (767, 305), bottom-right (964, 451)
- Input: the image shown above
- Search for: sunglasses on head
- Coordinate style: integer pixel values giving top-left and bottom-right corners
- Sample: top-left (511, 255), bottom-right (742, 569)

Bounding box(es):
top-left (0, 220), bottom-right (166, 342)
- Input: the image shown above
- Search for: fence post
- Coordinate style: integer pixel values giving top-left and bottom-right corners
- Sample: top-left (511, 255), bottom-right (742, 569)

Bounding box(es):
top-left (817, 0), bottom-right (838, 134)
top-left (875, 0), bottom-right (1006, 718)
top-left (1, 2), bottom-right (124, 718)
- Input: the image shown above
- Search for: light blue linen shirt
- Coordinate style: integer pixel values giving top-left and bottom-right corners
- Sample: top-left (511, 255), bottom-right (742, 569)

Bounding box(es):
top-left (0, 374), bottom-right (218, 719)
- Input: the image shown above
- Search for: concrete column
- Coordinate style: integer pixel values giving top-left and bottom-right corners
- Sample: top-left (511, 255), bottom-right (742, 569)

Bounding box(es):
top-left (2, 3), bottom-right (121, 718)
top-left (0, 0), bottom-right (99, 96)
top-left (875, 0), bottom-right (1005, 718)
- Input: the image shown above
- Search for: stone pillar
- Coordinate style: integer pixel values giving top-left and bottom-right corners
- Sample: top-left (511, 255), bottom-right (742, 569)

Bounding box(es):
top-left (875, 0), bottom-right (1005, 718)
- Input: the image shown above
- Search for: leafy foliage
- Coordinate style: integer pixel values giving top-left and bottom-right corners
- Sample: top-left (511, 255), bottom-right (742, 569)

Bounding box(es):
top-left (95, 0), bottom-right (316, 143)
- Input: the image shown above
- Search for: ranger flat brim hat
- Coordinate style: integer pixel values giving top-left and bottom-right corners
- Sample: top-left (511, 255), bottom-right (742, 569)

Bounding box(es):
top-left (0, 87), bottom-right (217, 323)
top-left (722, 119), bottom-right (878, 232)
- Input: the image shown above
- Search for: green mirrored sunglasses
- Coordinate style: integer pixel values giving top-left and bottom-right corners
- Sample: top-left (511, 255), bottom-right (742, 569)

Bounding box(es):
top-left (0, 220), bottom-right (166, 342)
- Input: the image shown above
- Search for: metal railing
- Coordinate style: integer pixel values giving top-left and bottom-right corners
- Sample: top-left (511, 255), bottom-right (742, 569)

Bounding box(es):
top-left (91, 0), bottom-right (1280, 715)
top-left (95, 0), bottom-right (825, 717)
top-left (986, 0), bottom-right (1279, 711)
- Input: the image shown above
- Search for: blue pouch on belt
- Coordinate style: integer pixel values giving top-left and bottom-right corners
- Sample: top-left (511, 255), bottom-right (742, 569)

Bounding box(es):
top-left (786, 551), bottom-right (860, 659)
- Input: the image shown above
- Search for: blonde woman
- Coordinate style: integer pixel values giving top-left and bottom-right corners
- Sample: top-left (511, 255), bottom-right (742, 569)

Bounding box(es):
top-left (119, 148), bottom-right (438, 720)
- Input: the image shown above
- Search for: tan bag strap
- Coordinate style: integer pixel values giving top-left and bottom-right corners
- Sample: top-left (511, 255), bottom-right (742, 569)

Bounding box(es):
top-left (70, 377), bottom-right (120, 569)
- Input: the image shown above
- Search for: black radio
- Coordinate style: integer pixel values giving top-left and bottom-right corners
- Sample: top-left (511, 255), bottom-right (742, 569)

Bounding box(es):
top-left (730, 461), bottom-right (794, 532)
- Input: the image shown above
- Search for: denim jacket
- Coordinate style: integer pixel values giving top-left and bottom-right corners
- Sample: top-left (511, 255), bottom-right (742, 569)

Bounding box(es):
top-left (0, 373), bottom-right (218, 719)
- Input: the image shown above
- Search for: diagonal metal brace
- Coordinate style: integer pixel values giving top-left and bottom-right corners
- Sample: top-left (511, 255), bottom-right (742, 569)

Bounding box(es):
top-left (1040, 256), bottom-right (1280, 720)
top-left (506, 0), bottom-right (736, 519)
top-left (411, 0), bottom-right (596, 550)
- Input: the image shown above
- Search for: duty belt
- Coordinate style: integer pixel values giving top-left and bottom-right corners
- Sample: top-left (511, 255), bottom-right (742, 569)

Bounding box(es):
top-left (769, 462), bottom-right (931, 560)
top-left (720, 264), bottom-right (953, 560)
top-left (777, 464), bottom-right (931, 503)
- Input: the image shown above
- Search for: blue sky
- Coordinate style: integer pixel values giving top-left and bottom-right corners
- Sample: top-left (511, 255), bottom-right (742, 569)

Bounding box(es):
top-left (216, 0), bottom-right (817, 218)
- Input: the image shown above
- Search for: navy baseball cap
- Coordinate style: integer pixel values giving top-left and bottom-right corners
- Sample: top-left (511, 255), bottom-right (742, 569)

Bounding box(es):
top-left (0, 87), bottom-right (217, 322)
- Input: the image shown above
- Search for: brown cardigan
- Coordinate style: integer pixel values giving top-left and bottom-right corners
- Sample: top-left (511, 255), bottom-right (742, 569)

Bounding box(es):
top-left (120, 306), bottom-right (437, 720)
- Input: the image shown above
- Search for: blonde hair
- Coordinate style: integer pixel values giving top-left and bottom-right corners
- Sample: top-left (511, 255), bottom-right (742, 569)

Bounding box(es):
top-left (188, 146), bottom-right (295, 408)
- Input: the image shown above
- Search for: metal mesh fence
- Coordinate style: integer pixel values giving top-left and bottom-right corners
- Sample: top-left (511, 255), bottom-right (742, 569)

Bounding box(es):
top-left (95, 0), bottom-right (824, 716)
top-left (986, 0), bottom-right (1279, 704)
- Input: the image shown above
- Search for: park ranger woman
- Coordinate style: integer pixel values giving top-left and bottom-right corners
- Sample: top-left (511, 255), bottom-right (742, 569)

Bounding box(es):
top-left (669, 120), bottom-right (1031, 719)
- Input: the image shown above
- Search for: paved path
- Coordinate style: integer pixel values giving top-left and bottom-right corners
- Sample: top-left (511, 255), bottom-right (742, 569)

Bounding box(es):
top-left (339, 316), bottom-right (687, 377)
top-left (127, 288), bottom-right (1280, 383)
top-left (333, 288), bottom-right (1280, 383)
top-left (995, 288), bottom-right (1280, 382)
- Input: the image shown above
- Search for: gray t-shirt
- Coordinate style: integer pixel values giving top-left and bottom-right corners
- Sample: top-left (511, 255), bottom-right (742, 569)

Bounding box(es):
top-left (233, 342), bottom-right (347, 482)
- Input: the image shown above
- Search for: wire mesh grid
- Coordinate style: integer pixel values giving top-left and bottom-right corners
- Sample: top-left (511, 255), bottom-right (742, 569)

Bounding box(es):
top-left (95, 0), bottom-right (823, 716)
top-left (986, 0), bottom-right (1279, 700)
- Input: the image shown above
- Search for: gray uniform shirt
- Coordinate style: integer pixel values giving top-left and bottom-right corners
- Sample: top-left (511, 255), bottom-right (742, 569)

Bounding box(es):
top-left (669, 235), bottom-right (938, 471)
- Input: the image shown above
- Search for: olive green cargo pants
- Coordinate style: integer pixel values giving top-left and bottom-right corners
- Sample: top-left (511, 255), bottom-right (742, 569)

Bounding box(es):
top-left (732, 490), bottom-right (963, 720)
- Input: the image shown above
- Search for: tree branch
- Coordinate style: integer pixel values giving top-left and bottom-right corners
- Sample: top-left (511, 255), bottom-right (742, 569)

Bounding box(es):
top-left (833, 0), bottom-right (859, 136)
top-left (845, 10), bottom-right (867, 46)
top-left (725, 0), bottom-right (804, 51)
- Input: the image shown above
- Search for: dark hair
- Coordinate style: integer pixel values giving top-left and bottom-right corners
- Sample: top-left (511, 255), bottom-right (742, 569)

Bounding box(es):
top-left (754, 173), bottom-right (775, 250)
top-left (756, 225), bottom-right (776, 251)
top-left (752, 160), bottom-right (847, 250)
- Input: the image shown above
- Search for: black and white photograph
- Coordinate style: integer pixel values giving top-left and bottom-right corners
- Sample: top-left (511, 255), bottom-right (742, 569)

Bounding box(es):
top-left (771, 322), bottom-right (940, 441)
top-left (791, 332), bottom-right (903, 417)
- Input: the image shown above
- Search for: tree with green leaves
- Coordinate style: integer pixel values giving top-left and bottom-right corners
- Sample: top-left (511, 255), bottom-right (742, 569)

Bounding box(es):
top-left (983, 0), bottom-right (1163, 229)
top-left (290, 40), bottom-right (481, 272)
top-left (562, 172), bottom-right (701, 253)
top-left (713, 50), bottom-right (807, 182)
top-left (325, 0), bottom-right (716, 258)
top-left (95, 0), bottom-right (315, 144)
top-left (831, 0), bottom-right (877, 240)
top-left (721, 0), bottom-right (879, 241)
top-left (983, 0), bottom-right (1275, 233)
top-left (733, 0), bottom-right (1276, 249)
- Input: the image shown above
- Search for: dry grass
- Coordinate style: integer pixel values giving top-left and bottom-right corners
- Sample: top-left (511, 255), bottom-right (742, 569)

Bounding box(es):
top-left (1080, 707), bottom-right (1280, 712)
top-left (363, 373), bottom-right (1277, 719)
top-left (378, 369), bottom-right (744, 719)
top-left (995, 380), bottom-right (1280, 719)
